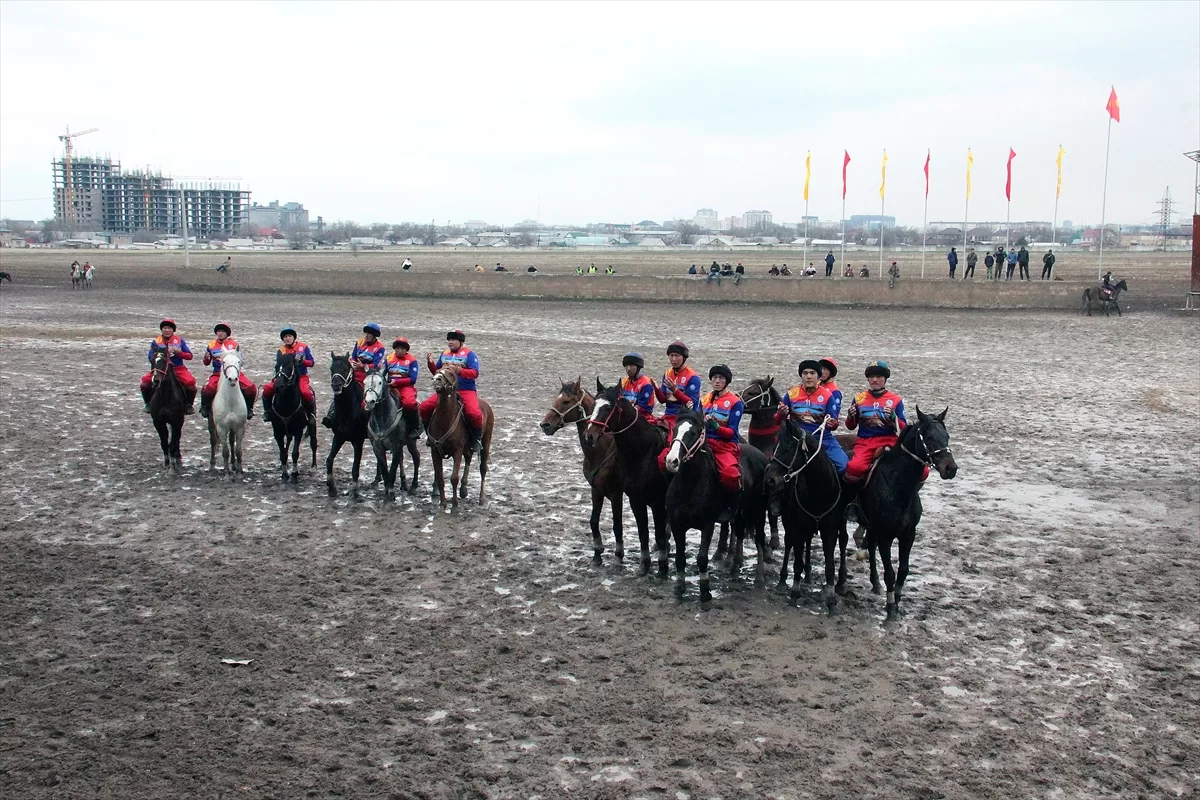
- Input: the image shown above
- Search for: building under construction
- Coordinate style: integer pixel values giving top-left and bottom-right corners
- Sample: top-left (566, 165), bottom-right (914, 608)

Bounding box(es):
top-left (53, 156), bottom-right (249, 238)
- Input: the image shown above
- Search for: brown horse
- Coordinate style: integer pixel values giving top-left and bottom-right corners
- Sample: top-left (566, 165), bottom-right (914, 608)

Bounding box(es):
top-left (427, 364), bottom-right (494, 509)
top-left (540, 377), bottom-right (625, 562)
top-left (1083, 279), bottom-right (1128, 317)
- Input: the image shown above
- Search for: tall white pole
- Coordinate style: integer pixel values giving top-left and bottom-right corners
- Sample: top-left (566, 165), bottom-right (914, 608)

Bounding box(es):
top-left (878, 194), bottom-right (885, 275)
top-left (840, 196), bottom-right (846, 273)
top-left (1052, 194), bottom-right (1059, 246)
top-left (180, 186), bottom-right (190, 268)
top-left (963, 195), bottom-right (969, 267)
top-left (921, 192), bottom-right (928, 278)
top-left (1006, 201), bottom-right (1011, 248)
top-left (1098, 116), bottom-right (1112, 279)
top-left (802, 198), bottom-right (809, 272)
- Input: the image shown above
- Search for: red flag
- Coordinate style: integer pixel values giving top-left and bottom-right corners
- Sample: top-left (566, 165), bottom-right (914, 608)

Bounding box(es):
top-left (923, 150), bottom-right (930, 198)
top-left (1106, 87), bottom-right (1120, 122)
top-left (842, 150), bottom-right (851, 199)
top-left (1005, 148), bottom-right (1016, 201)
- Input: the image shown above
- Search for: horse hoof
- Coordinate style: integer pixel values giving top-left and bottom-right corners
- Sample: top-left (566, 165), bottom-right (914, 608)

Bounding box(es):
top-left (614, 549), bottom-right (625, 561)
top-left (763, 551), bottom-right (776, 564)
top-left (327, 486), bottom-right (337, 498)
top-left (886, 604), bottom-right (898, 621)
top-left (769, 536), bottom-right (780, 550)
top-left (640, 559), bottom-right (651, 576)
top-left (700, 590), bottom-right (712, 605)
top-left (871, 582), bottom-right (882, 596)
top-left (789, 588), bottom-right (804, 602)
top-left (713, 549), bottom-right (726, 562)
top-left (592, 552), bottom-right (603, 565)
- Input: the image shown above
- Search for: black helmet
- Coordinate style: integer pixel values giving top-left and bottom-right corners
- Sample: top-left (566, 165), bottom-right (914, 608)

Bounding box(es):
top-left (666, 340), bottom-right (689, 359)
top-left (622, 352), bottom-right (644, 369)
top-left (213, 322), bottom-right (232, 336)
top-left (708, 364), bottom-right (732, 383)
top-left (864, 360), bottom-right (891, 379)
top-left (446, 329), bottom-right (466, 342)
top-left (798, 359), bottom-right (821, 376)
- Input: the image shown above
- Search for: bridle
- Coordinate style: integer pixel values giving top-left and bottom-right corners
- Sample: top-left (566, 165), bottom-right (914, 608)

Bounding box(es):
top-left (545, 390), bottom-right (589, 427)
top-left (330, 361), bottom-right (353, 394)
top-left (770, 420), bottom-right (841, 520)
top-left (221, 357), bottom-right (241, 384)
top-left (150, 351), bottom-right (173, 387)
top-left (364, 370), bottom-right (405, 440)
top-left (669, 422), bottom-right (707, 465)
top-left (589, 397), bottom-right (639, 436)
top-left (271, 361), bottom-right (304, 424)
top-left (739, 381), bottom-right (774, 412)
top-left (898, 420), bottom-right (953, 468)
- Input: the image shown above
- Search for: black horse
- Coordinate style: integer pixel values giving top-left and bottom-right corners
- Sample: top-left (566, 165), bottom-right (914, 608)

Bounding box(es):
top-left (269, 354), bottom-right (317, 484)
top-left (325, 353), bottom-right (369, 498)
top-left (765, 418), bottom-right (848, 613)
top-left (852, 407), bottom-right (958, 619)
top-left (0, 271), bottom-right (11, 290)
top-left (1083, 279), bottom-right (1128, 317)
top-left (739, 376), bottom-right (785, 556)
top-left (663, 410), bottom-right (768, 603)
top-left (147, 351), bottom-right (186, 472)
top-left (585, 381), bottom-right (670, 576)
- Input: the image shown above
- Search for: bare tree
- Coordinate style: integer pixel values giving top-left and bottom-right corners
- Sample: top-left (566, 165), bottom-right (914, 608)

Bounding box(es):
top-left (674, 220), bottom-right (700, 245)
top-left (286, 225), bottom-right (311, 250)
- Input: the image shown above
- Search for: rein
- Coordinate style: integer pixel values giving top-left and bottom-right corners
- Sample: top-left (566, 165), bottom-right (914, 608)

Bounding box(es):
top-left (897, 422), bottom-right (953, 468)
top-left (365, 375), bottom-right (406, 440)
top-left (546, 393), bottom-right (588, 426)
top-left (428, 390), bottom-right (463, 450)
top-left (772, 422), bottom-right (841, 519)
top-left (739, 382), bottom-right (773, 411)
top-left (271, 363), bottom-right (305, 424)
top-left (591, 400), bottom-right (639, 437)
top-left (670, 424), bottom-right (707, 465)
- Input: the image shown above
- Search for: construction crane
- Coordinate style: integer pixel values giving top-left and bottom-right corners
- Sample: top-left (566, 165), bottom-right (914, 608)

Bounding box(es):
top-left (58, 125), bottom-right (99, 225)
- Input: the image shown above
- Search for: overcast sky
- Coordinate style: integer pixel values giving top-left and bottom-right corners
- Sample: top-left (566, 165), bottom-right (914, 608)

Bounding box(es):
top-left (1, 0), bottom-right (1197, 228)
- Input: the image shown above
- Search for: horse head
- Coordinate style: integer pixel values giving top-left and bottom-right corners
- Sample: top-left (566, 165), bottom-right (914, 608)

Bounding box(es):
top-left (329, 351), bottom-right (354, 395)
top-left (1115, 279), bottom-right (1129, 293)
top-left (150, 350), bottom-right (173, 389)
top-left (763, 417), bottom-right (823, 515)
top-left (432, 364), bottom-right (462, 396)
top-left (541, 375), bottom-right (591, 435)
top-left (584, 380), bottom-right (633, 445)
top-left (739, 375), bottom-right (779, 414)
top-left (663, 410), bottom-right (706, 473)
top-left (911, 406), bottom-right (958, 480)
top-left (220, 348), bottom-right (242, 388)
top-left (363, 367), bottom-right (387, 411)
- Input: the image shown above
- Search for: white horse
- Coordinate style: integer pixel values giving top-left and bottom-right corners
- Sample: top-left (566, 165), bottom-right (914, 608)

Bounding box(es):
top-left (82, 264), bottom-right (94, 289)
top-left (208, 349), bottom-right (249, 478)
top-left (70, 263), bottom-right (82, 289)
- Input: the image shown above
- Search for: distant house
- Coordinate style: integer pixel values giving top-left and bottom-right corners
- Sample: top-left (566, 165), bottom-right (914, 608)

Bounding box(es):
top-left (437, 237), bottom-right (473, 247)
top-left (474, 231), bottom-right (511, 247)
top-left (636, 237), bottom-right (666, 247)
top-left (695, 235), bottom-right (735, 248)
top-left (393, 237), bottom-right (423, 246)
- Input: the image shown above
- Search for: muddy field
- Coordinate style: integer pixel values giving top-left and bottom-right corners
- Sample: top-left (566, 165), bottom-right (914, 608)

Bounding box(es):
top-left (1, 283), bottom-right (1198, 798)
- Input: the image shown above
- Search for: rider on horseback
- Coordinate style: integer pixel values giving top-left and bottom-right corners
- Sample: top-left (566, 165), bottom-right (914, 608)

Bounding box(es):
top-left (843, 361), bottom-right (927, 484)
top-left (776, 359), bottom-right (848, 474)
top-left (619, 352), bottom-right (658, 425)
top-left (386, 337), bottom-right (421, 439)
top-left (655, 340), bottom-right (702, 440)
top-left (1101, 271), bottom-right (1116, 299)
top-left (322, 323), bottom-right (386, 428)
top-left (420, 330), bottom-right (486, 455)
top-left (819, 357), bottom-right (842, 408)
top-left (140, 319), bottom-right (197, 414)
top-left (200, 322), bottom-right (258, 419)
top-left (261, 326), bottom-right (316, 422)
top-left (703, 364), bottom-right (745, 522)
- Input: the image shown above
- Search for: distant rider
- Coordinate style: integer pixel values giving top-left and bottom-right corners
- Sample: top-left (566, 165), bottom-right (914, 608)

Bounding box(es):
top-left (323, 322), bottom-right (386, 428)
top-left (703, 364), bottom-right (745, 522)
top-left (655, 340), bottom-right (702, 439)
top-left (386, 337), bottom-right (421, 437)
top-left (843, 360), bottom-right (927, 485)
top-left (775, 359), bottom-right (847, 474)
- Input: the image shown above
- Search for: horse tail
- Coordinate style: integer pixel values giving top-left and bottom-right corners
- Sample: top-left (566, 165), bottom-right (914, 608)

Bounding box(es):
top-left (1081, 289), bottom-right (1089, 308)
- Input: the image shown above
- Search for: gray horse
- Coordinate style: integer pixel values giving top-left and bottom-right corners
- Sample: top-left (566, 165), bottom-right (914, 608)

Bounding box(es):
top-left (363, 367), bottom-right (420, 499)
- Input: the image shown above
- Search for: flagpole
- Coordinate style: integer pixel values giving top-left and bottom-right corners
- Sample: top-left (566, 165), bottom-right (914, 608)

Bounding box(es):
top-left (1006, 200), bottom-right (1011, 248)
top-left (879, 193), bottom-right (885, 275)
top-left (1052, 195), bottom-right (1059, 247)
top-left (840, 196), bottom-right (846, 273)
top-left (963, 195), bottom-right (969, 260)
top-left (1098, 116), bottom-right (1112, 279)
top-left (803, 198), bottom-right (809, 272)
top-left (921, 191), bottom-right (928, 279)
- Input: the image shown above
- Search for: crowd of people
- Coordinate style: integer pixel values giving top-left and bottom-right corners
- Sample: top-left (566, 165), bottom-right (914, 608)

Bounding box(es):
top-left (946, 246), bottom-right (1057, 280)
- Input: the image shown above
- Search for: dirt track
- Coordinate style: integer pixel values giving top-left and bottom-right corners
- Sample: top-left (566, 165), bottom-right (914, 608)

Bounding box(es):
top-left (1, 284), bottom-right (1198, 798)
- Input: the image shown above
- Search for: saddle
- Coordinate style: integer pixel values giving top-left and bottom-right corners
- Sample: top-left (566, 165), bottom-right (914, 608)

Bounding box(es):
top-left (1099, 287), bottom-right (1115, 300)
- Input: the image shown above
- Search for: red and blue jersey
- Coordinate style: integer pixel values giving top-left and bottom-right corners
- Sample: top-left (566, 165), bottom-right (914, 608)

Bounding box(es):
top-left (655, 366), bottom-right (702, 418)
top-left (702, 390), bottom-right (743, 443)
top-left (821, 379), bottom-right (843, 425)
top-left (203, 338), bottom-right (240, 373)
top-left (386, 352), bottom-right (419, 388)
top-left (620, 373), bottom-right (657, 419)
top-left (352, 337), bottom-right (387, 371)
top-left (846, 389), bottom-right (907, 439)
top-left (779, 384), bottom-right (840, 434)
top-left (433, 346), bottom-right (480, 391)
top-left (147, 334), bottom-right (193, 367)
top-left (276, 341), bottom-right (314, 375)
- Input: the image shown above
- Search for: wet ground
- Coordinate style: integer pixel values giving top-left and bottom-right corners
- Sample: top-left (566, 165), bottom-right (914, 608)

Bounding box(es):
top-left (1, 285), bottom-right (1198, 798)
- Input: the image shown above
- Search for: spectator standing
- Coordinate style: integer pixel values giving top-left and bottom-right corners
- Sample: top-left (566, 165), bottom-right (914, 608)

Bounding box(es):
top-left (1041, 249), bottom-right (1056, 280)
top-left (964, 248), bottom-right (977, 279)
top-left (994, 247), bottom-right (1007, 281)
top-left (947, 247), bottom-right (958, 279)
top-left (1005, 249), bottom-right (1018, 280)
top-left (1017, 246), bottom-right (1030, 281)
top-left (984, 251), bottom-right (995, 280)
top-left (824, 251), bottom-right (835, 277)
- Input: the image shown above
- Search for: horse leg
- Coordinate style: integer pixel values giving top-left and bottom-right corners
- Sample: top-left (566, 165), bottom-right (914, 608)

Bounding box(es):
top-left (879, 535), bottom-right (899, 620)
top-left (714, 522), bottom-right (729, 561)
top-left (408, 439), bottom-right (421, 493)
top-left (350, 440), bottom-right (364, 500)
top-left (387, 444), bottom-right (402, 500)
top-left (804, 530), bottom-right (813, 584)
top-left (374, 442), bottom-right (392, 499)
top-left (697, 523), bottom-right (715, 604)
top-left (835, 524), bottom-right (850, 595)
top-left (276, 431), bottom-right (289, 482)
top-left (609, 491), bottom-right (625, 560)
top-left (308, 419), bottom-right (318, 467)
top-left (867, 530), bottom-right (881, 595)
top-left (768, 511), bottom-right (780, 552)
top-left (672, 511), bottom-right (687, 577)
top-left (753, 512), bottom-right (768, 587)
top-left (232, 426), bottom-right (243, 479)
top-left (821, 524), bottom-right (838, 614)
top-left (652, 502), bottom-right (670, 578)
top-left (458, 448), bottom-right (472, 500)
top-left (156, 421), bottom-right (170, 468)
top-left (432, 450), bottom-right (447, 508)
top-left (326, 436), bottom-right (345, 497)
top-left (208, 418), bottom-right (218, 472)
top-left (630, 501), bottom-right (651, 575)
top-left (449, 454), bottom-right (462, 509)
top-left (476, 440), bottom-right (489, 507)
top-left (171, 422), bottom-right (183, 473)
top-left (788, 529), bottom-right (805, 603)
top-left (1114, 300), bottom-right (1121, 317)
top-left (895, 529), bottom-right (915, 611)
top-left (222, 429), bottom-right (232, 478)
top-left (777, 531), bottom-right (791, 589)
top-left (589, 484), bottom-right (605, 562)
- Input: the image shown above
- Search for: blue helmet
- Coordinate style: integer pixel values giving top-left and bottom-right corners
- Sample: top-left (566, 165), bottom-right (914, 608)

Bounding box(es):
top-left (279, 326), bottom-right (298, 339)
top-left (363, 322), bottom-right (382, 336)
top-left (622, 351), bottom-right (644, 369)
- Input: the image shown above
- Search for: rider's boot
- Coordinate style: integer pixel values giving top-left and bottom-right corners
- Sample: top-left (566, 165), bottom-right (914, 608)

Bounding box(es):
top-left (261, 400), bottom-right (274, 423)
top-left (321, 403), bottom-right (336, 429)
top-left (242, 391), bottom-right (256, 419)
top-left (716, 487), bottom-right (741, 524)
top-left (183, 389), bottom-right (196, 415)
top-left (141, 389), bottom-right (152, 413)
top-left (467, 425), bottom-right (483, 456)
top-left (199, 393), bottom-right (212, 419)
top-left (304, 400), bottom-right (317, 426)
top-left (403, 407), bottom-right (421, 441)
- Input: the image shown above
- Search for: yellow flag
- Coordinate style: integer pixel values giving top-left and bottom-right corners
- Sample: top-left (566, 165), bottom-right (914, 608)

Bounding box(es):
top-left (879, 149), bottom-right (888, 199)
top-left (966, 148), bottom-right (974, 200)
top-left (804, 151), bottom-right (811, 202)
top-left (1056, 145), bottom-right (1065, 199)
